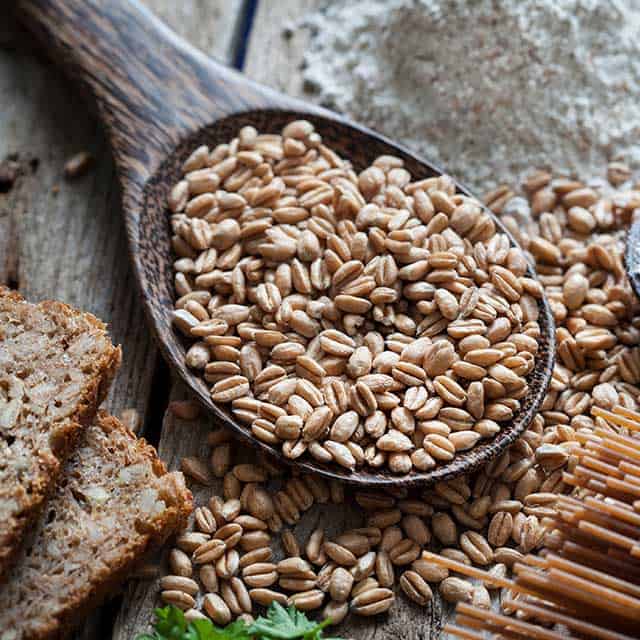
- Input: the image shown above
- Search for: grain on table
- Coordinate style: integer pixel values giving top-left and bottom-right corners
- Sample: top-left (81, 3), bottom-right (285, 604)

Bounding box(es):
top-left (161, 160), bottom-right (640, 627)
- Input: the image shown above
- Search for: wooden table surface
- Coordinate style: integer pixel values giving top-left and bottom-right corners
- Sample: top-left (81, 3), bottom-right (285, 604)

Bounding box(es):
top-left (1, 2), bottom-right (447, 638)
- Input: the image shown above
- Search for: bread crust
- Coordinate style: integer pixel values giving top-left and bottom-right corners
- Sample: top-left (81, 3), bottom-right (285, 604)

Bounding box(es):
top-left (0, 288), bottom-right (122, 577)
top-left (0, 413), bottom-right (193, 640)
top-left (48, 415), bottom-right (193, 640)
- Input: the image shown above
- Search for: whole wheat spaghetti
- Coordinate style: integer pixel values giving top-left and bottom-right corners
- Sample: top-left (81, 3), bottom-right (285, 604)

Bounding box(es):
top-left (445, 404), bottom-right (640, 639)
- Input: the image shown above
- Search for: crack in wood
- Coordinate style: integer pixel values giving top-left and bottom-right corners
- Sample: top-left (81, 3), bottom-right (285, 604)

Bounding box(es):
top-left (141, 355), bottom-right (172, 449)
top-left (0, 211), bottom-right (20, 289)
top-left (232, 0), bottom-right (259, 70)
top-left (0, 156), bottom-right (27, 289)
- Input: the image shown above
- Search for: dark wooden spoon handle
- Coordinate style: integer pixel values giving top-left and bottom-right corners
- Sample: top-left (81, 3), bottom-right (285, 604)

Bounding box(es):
top-left (15, 0), bottom-right (291, 198)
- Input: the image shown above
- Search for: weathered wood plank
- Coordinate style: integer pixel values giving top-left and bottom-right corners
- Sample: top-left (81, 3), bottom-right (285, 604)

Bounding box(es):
top-left (0, 1), bottom-right (245, 639)
top-left (149, 2), bottom-right (245, 62)
top-left (0, 33), bottom-right (158, 640)
top-left (0, 26), bottom-right (155, 418)
top-left (245, 4), bottom-right (449, 638)
top-left (243, 0), bottom-right (318, 97)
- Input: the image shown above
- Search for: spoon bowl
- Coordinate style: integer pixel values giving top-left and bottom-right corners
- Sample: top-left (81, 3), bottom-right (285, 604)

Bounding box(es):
top-left (17, 0), bottom-right (555, 486)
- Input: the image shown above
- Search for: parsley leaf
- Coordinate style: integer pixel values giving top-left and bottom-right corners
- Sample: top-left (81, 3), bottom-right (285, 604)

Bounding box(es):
top-left (136, 604), bottom-right (343, 640)
top-left (150, 606), bottom-right (197, 640)
top-left (136, 607), bottom-right (250, 640)
top-left (247, 603), bottom-right (338, 640)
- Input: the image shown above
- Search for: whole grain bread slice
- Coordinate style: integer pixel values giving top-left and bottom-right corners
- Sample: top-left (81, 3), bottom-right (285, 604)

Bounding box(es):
top-left (0, 288), bottom-right (121, 576)
top-left (0, 412), bottom-right (193, 640)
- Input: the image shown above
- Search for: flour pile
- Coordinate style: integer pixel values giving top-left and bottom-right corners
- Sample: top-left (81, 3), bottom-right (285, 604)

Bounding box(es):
top-left (303, 0), bottom-right (640, 190)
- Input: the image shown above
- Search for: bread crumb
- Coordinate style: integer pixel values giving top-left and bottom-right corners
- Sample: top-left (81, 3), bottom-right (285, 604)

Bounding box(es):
top-left (120, 408), bottom-right (142, 433)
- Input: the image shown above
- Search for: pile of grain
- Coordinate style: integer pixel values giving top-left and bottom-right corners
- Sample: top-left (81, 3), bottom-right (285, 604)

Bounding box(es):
top-left (169, 121), bottom-right (543, 476)
top-left (163, 157), bottom-right (640, 624)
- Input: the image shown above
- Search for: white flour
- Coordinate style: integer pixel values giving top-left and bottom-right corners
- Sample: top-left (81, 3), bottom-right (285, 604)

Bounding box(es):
top-left (303, 0), bottom-right (640, 191)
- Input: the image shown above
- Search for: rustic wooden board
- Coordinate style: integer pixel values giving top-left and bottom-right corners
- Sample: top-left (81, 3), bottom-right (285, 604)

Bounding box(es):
top-left (243, 0), bottom-right (317, 97)
top-left (0, 23), bottom-right (154, 417)
top-left (0, 36), bottom-right (158, 640)
top-left (0, 2), bottom-right (245, 639)
top-left (149, 2), bottom-right (246, 62)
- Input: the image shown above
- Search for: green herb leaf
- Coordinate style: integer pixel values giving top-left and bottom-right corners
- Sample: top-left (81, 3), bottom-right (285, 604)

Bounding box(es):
top-left (135, 603), bottom-right (343, 640)
top-left (247, 603), bottom-right (341, 640)
top-left (150, 606), bottom-right (195, 640)
top-left (209, 620), bottom-right (253, 640)
top-left (136, 606), bottom-right (250, 640)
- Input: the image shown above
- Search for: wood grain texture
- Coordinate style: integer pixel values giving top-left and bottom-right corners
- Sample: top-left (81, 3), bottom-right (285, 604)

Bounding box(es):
top-left (0, 22), bottom-right (155, 420)
top-left (0, 26), bottom-right (156, 640)
top-left (244, 0), bottom-right (318, 97)
top-left (0, 2), bottom-right (244, 639)
top-left (14, 0), bottom-right (284, 205)
top-left (149, 2), bottom-right (245, 62)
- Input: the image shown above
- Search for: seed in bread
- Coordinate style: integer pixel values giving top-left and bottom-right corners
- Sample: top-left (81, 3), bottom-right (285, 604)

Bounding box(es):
top-left (0, 288), bottom-right (121, 577)
top-left (0, 412), bottom-right (193, 639)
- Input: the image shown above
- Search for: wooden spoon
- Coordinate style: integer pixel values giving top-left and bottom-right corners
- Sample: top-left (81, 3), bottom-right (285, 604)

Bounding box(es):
top-left (15, 0), bottom-right (555, 487)
top-left (626, 214), bottom-right (640, 299)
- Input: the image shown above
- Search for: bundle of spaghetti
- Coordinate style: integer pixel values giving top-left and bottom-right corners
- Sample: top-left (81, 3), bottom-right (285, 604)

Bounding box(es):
top-left (441, 404), bottom-right (640, 640)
